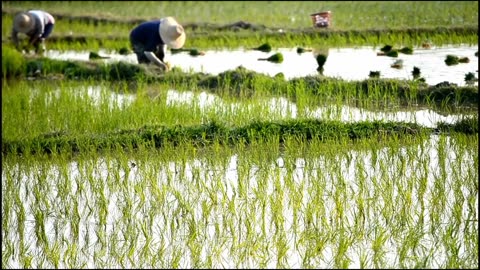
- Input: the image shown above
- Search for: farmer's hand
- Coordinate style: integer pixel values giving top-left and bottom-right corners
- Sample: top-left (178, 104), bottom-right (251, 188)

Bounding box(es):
top-left (158, 61), bottom-right (171, 72)
top-left (165, 61), bottom-right (171, 71)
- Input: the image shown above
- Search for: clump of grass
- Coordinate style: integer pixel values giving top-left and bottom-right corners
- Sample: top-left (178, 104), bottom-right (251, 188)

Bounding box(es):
top-left (369, 71), bottom-right (381, 78)
top-left (378, 45), bottom-right (405, 57)
top-left (258, 52), bottom-right (283, 63)
top-left (252, 43), bottom-right (272, 52)
top-left (189, 49), bottom-right (205, 56)
top-left (398, 46), bottom-right (413, 54)
top-left (386, 50), bottom-right (398, 57)
top-left (445, 55), bottom-right (459, 65)
top-left (2, 45), bottom-right (26, 79)
top-left (380, 45), bottom-right (393, 52)
top-left (296, 47), bottom-right (312, 54)
top-left (437, 116), bottom-right (478, 134)
top-left (412, 66), bottom-right (421, 79)
top-left (411, 66), bottom-right (426, 82)
top-left (464, 72), bottom-right (477, 85)
top-left (1, 118), bottom-right (429, 156)
top-left (444, 55), bottom-right (469, 65)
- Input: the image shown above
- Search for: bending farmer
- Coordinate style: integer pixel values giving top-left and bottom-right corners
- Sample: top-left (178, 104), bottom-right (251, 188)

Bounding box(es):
top-left (130, 17), bottom-right (186, 71)
top-left (12, 10), bottom-right (55, 54)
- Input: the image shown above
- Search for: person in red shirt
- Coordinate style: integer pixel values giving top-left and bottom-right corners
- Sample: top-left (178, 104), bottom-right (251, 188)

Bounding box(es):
top-left (12, 10), bottom-right (55, 54)
top-left (130, 17), bottom-right (186, 72)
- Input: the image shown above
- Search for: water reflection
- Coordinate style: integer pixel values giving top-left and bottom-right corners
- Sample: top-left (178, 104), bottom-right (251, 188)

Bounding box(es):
top-left (101, 87), bottom-right (470, 128)
top-left (45, 44), bottom-right (478, 86)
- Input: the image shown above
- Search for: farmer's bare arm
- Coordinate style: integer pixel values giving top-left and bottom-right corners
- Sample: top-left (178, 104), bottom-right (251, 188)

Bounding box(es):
top-left (144, 51), bottom-right (168, 70)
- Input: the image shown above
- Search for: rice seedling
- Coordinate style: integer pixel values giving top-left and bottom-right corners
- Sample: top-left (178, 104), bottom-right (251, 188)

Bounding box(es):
top-left (252, 43), bottom-right (272, 53)
top-left (369, 71), bottom-right (381, 78)
top-left (445, 54), bottom-right (460, 65)
top-left (296, 47), bottom-right (312, 54)
top-left (258, 52), bottom-right (284, 63)
top-left (399, 46), bottom-right (413, 54)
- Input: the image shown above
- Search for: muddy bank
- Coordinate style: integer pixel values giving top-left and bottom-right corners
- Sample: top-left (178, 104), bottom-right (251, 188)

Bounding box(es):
top-left (3, 117), bottom-right (477, 156)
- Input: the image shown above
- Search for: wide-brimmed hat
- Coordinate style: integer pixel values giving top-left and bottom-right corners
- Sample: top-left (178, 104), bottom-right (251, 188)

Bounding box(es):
top-left (159, 17), bottom-right (186, 49)
top-left (14, 12), bottom-right (36, 33)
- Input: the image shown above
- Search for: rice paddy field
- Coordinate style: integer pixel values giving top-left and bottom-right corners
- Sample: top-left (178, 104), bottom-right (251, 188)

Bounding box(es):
top-left (2, 1), bottom-right (478, 269)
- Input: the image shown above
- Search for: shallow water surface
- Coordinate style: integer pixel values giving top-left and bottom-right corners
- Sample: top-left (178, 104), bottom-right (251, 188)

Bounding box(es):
top-left (45, 44), bottom-right (478, 86)
top-left (79, 86), bottom-right (473, 128)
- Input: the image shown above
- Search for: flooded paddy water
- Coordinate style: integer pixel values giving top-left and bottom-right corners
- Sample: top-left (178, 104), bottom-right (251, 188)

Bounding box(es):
top-left (77, 86), bottom-right (472, 128)
top-left (45, 44), bottom-right (479, 86)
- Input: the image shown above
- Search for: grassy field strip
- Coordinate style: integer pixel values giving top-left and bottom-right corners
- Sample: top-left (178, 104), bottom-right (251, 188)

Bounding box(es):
top-left (2, 134), bottom-right (477, 268)
top-left (2, 1), bottom-right (478, 32)
top-left (2, 84), bottom-right (475, 143)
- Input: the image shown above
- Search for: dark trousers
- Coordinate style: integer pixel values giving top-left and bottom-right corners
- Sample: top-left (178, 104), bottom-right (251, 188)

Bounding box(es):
top-left (42, 23), bottom-right (54, 38)
top-left (130, 38), bottom-right (165, 64)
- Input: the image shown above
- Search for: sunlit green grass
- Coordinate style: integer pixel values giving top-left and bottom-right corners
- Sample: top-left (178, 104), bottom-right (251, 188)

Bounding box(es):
top-left (2, 79), bottom-right (476, 143)
top-left (3, 1), bottom-right (478, 30)
top-left (2, 1), bottom-right (478, 50)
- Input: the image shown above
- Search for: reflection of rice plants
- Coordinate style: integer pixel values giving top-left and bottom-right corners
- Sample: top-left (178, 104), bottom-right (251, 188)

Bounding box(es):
top-left (316, 54), bottom-right (328, 73)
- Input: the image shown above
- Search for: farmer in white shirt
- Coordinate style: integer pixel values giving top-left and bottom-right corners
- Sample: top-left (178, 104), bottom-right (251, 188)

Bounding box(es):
top-left (130, 16), bottom-right (186, 71)
top-left (12, 10), bottom-right (55, 54)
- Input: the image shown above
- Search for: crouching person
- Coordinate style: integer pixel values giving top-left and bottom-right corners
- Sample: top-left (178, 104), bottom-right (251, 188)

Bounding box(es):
top-left (12, 10), bottom-right (55, 54)
top-left (130, 16), bottom-right (186, 72)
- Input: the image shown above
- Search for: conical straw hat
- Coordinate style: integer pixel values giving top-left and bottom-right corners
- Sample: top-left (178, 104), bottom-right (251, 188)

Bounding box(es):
top-left (14, 12), bottom-right (36, 33)
top-left (159, 17), bottom-right (186, 49)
